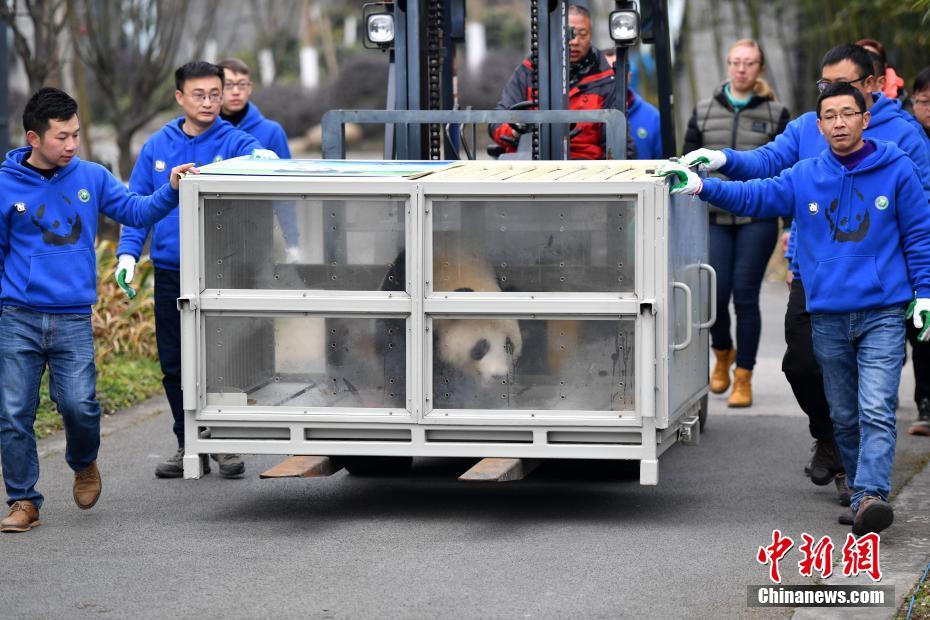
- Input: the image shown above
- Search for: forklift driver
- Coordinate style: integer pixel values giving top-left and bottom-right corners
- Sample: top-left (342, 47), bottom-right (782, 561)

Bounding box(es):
top-left (489, 4), bottom-right (620, 160)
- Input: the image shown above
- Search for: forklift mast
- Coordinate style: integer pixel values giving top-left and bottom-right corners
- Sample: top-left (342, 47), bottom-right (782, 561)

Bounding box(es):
top-left (355, 0), bottom-right (676, 160)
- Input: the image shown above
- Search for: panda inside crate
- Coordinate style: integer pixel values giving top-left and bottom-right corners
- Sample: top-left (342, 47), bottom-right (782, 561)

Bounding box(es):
top-left (376, 246), bottom-right (631, 410)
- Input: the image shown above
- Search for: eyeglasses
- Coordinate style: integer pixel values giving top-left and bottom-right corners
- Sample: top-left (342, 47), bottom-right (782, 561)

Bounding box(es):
top-left (914, 98), bottom-right (930, 108)
top-left (727, 60), bottom-right (760, 69)
top-left (224, 81), bottom-right (252, 91)
top-left (820, 110), bottom-right (864, 123)
top-left (186, 91), bottom-right (222, 103)
top-left (816, 76), bottom-right (868, 93)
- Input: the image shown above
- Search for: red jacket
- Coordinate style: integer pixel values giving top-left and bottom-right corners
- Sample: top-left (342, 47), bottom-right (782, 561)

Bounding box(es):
top-left (490, 49), bottom-right (617, 159)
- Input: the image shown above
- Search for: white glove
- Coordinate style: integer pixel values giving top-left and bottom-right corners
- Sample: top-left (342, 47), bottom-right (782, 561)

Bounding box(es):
top-left (655, 162), bottom-right (703, 195)
top-left (250, 148), bottom-right (279, 160)
top-left (681, 148), bottom-right (727, 172)
top-left (908, 297), bottom-right (930, 342)
top-left (285, 247), bottom-right (303, 264)
top-left (116, 254), bottom-right (137, 299)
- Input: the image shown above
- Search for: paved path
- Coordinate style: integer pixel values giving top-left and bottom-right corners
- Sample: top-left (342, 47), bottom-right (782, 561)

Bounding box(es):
top-left (1, 281), bottom-right (927, 619)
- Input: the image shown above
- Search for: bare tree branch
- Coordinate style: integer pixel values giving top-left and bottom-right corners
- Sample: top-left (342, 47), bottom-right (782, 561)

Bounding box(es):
top-left (70, 0), bottom-right (220, 178)
top-left (0, 0), bottom-right (70, 90)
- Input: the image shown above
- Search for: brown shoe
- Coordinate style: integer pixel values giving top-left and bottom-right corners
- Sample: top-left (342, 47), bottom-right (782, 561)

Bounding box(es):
top-left (710, 348), bottom-right (736, 394)
top-left (852, 495), bottom-right (893, 535)
top-left (1, 500), bottom-right (40, 533)
top-left (73, 461), bottom-right (101, 510)
top-left (727, 368), bottom-right (753, 408)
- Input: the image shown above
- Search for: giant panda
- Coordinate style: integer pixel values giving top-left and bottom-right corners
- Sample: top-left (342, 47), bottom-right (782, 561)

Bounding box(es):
top-left (378, 245), bottom-right (523, 407)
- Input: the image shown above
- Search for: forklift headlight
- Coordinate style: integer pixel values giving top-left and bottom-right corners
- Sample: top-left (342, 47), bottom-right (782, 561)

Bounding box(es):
top-left (609, 10), bottom-right (640, 46)
top-left (366, 13), bottom-right (395, 45)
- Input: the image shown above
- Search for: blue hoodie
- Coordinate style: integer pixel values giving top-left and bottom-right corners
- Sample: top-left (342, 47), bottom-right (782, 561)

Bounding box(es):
top-left (0, 147), bottom-right (179, 313)
top-left (235, 103), bottom-right (291, 158)
top-left (117, 117), bottom-right (261, 270)
top-left (699, 139), bottom-right (930, 313)
top-left (229, 103), bottom-right (299, 247)
top-left (720, 93), bottom-right (930, 276)
top-left (629, 92), bottom-right (662, 159)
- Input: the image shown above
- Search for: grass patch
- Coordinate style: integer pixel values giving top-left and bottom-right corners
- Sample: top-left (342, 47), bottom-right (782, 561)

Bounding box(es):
top-left (34, 355), bottom-right (164, 439)
top-left (900, 566), bottom-right (930, 619)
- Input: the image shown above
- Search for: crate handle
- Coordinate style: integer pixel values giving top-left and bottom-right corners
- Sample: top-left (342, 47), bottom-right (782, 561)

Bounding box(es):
top-left (698, 263), bottom-right (717, 330)
top-left (672, 281), bottom-right (693, 351)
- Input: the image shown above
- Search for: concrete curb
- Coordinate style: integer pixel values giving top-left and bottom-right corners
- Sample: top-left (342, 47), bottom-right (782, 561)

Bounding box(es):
top-left (792, 455), bottom-right (930, 620)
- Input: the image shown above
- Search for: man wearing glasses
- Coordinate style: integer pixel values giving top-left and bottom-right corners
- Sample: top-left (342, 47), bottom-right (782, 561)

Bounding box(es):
top-left (912, 68), bottom-right (930, 142)
top-left (681, 43), bottom-right (930, 508)
top-left (662, 82), bottom-right (930, 535)
top-left (115, 61), bottom-right (263, 479)
top-left (217, 58), bottom-right (301, 263)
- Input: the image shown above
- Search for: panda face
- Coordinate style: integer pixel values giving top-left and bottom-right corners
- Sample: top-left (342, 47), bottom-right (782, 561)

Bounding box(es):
top-left (436, 319), bottom-right (523, 383)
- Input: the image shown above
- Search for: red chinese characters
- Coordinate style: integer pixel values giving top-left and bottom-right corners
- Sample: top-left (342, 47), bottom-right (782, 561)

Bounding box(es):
top-left (798, 533), bottom-right (835, 579)
top-left (757, 529), bottom-right (795, 583)
top-left (842, 533), bottom-right (882, 581)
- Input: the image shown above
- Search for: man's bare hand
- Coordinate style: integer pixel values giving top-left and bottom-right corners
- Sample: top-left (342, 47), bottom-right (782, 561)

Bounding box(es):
top-left (170, 163), bottom-right (199, 189)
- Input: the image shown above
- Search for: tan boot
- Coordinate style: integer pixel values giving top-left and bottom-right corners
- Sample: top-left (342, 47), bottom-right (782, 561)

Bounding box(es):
top-left (710, 348), bottom-right (737, 394)
top-left (73, 461), bottom-right (101, 510)
top-left (728, 368), bottom-right (753, 408)
top-left (1, 500), bottom-right (40, 533)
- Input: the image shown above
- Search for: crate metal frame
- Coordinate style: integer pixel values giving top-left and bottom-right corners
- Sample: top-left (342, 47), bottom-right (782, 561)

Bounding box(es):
top-left (177, 164), bottom-right (712, 484)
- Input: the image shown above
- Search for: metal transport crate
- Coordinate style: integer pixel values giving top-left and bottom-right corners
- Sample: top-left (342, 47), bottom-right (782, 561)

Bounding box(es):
top-left (177, 159), bottom-right (714, 483)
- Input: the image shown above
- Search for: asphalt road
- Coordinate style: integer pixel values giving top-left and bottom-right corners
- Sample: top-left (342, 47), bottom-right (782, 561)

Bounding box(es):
top-left (1, 280), bottom-right (928, 619)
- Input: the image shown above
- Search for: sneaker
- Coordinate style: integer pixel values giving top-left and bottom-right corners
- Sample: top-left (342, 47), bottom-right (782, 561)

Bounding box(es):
top-left (155, 449), bottom-right (211, 478)
top-left (809, 440), bottom-right (843, 486)
top-left (210, 454), bottom-right (245, 478)
top-left (852, 496), bottom-right (894, 535)
top-left (834, 473), bottom-right (851, 507)
top-left (804, 441), bottom-right (814, 476)
top-left (0, 501), bottom-right (40, 533)
top-left (909, 397), bottom-right (930, 436)
top-left (838, 508), bottom-right (854, 526)
top-left (73, 461), bottom-right (101, 509)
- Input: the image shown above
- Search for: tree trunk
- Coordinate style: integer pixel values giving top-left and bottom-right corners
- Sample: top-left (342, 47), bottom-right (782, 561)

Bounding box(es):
top-left (116, 130), bottom-right (135, 182)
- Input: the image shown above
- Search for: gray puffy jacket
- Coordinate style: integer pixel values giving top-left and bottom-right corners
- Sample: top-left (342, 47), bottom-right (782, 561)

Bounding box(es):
top-left (683, 83), bottom-right (790, 223)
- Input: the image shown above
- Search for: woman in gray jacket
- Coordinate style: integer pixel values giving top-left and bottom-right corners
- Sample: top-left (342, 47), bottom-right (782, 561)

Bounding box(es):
top-left (682, 38), bottom-right (790, 408)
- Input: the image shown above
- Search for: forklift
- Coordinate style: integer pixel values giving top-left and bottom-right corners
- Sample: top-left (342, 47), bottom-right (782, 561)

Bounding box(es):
top-left (321, 0), bottom-right (677, 161)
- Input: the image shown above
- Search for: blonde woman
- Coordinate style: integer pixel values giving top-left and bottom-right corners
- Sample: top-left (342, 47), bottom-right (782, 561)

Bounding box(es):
top-left (682, 39), bottom-right (790, 407)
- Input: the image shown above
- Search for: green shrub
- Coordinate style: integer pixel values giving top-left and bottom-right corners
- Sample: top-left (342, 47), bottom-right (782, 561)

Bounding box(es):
top-left (33, 241), bottom-right (163, 439)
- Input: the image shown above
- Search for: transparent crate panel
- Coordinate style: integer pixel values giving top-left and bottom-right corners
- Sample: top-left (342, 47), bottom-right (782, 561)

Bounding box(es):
top-left (203, 197), bottom-right (406, 290)
top-left (204, 315), bottom-right (406, 409)
top-left (431, 198), bottom-right (635, 293)
top-left (431, 317), bottom-right (635, 411)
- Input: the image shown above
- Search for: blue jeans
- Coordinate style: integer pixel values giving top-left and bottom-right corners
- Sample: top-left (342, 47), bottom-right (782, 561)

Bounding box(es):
top-left (709, 218), bottom-right (779, 370)
top-left (0, 307), bottom-right (101, 508)
top-left (811, 306), bottom-right (904, 511)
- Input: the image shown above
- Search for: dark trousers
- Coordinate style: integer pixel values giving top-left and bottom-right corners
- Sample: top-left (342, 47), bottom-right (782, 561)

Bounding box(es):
top-left (154, 268), bottom-right (184, 447)
top-left (782, 278), bottom-right (835, 443)
top-left (709, 218), bottom-right (779, 370)
top-left (905, 319), bottom-right (930, 403)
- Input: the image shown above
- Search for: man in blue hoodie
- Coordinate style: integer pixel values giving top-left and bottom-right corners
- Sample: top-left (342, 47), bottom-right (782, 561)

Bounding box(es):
top-left (660, 83), bottom-right (930, 535)
top-left (681, 43), bottom-right (930, 497)
top-left (603, 50), bottom-right (662, 160)
top-left (217, 57), bottom-right (301, 261)
top-left (0, 88), bottom-right (195, 533)
top-left (116, 61), bottom-right (263, 480)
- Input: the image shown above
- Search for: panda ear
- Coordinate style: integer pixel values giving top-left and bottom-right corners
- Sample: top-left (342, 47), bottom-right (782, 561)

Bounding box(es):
top-left (453, 287), bottom-right (474, 293)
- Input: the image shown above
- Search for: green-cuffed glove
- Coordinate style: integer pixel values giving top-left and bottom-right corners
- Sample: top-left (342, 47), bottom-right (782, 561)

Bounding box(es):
top-left (250, 148), bottom-right (279, 160)
top-left (655, 162), bottom-right (704, 195)
top-left (681, 148), bottom-right (727, 171)
top-left (907, 298), bottom-right (930, 342)
top-left (115, 254), bottom-right (137, 300)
